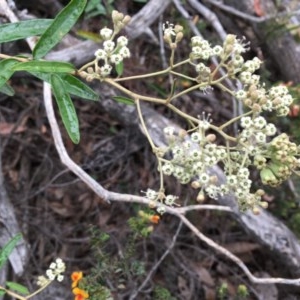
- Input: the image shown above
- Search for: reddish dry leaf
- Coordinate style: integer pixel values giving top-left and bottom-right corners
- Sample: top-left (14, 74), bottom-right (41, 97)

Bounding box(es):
top-left (0, 122), bottom-right (27, 135)
top-left (254, 0), bottom-right (265, 16)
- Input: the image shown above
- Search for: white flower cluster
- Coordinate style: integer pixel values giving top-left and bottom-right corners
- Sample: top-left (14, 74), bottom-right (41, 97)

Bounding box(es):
top-left (94, 28), bottom-right (130, 77)
top-left (36, 258), bottom-right (66, 287)
top-left (239, 116), bottom-right (276, 144)
top-left (162, 126), bottom-right (228, 197)
top-left (235, 82), bottom-right (294, 117)
top-left (46, 258), bottom-right (66, 282)
top-left (160, 122), bottom-right (274, 211)
top-left (190, 36), bottom-right (213, 60)
top-left (144, 188), bottom-right (178, 215)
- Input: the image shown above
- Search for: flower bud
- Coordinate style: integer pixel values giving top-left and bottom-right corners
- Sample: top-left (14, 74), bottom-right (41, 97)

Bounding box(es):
top-left (260, 167), bottom-right (277, 185)
top-left (206, 134), bottom-right (216, 143)
top-left (122, 15), bottom-right (131, 25)
top-left (191, 181), bottom-right (201, 189)
top-left (196, 191), bottom-right (205, 202)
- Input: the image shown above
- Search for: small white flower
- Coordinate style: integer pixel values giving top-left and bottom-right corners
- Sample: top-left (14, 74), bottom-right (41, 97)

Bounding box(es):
top-left (227, 175), bottom-right (237, 186)
top-left (173, 166), bottom-right (185, 178)
top-left (100, 64), bottom-right (112, 76)
top-left (192, 161), bottom-right (203, 173)
top-left (119, 46), bottom-right (130, 58)
top-left (204, 143), bottom-right (217, 153)
top-left (50, 262), bottom-right (56, 269)
top-left (205, 185), bottom-right (219, 199)
top-left (255, 132), bottom-right (266, 144)
top-left (239, 71), bottom-right (252, 84)
top-left (199, 120), bottom-right (210, 130)
top-left (172, 146), bottom-right (184, 158)
top-left (94, 49), bottom-right (106, 59)
top-left (200, 49), bottom-right (212, 60)
top-left (253, 116), bottom-right (267, 129)
top-left (235, 90), bottom-right (247, 100)
top-left (238, 168), bottom-right (249, 179)
top-left (191, 36), bottom-right (203, 46)
top-left (100, 27), bottom-right (113, 40)
top-left (216, 148), bottom-right (227, 160)
top-left (117, 36), bottom-right (128, 46)
top-left (110, 54), bottom-right (123, 64)
top-left (199, 173), bottom-right (210, 184)
top-left (146, 189), bottom-right (157, 200)
top-left (164, 126), bottom-right (175, 136)
top-left (46, 269), bottom-right (55, 281)
top-left (235, 188), bottom-right (246, 198)
top-left (282, 94), bottom-right (293, 106)
top-left (157, 205), bottom-right (166, 215)
top-left (233, 55), bottom-right (244, 67)
top-left (191, 132), bottom-right (201, 142)
top-left (165, 195), bottom-right (177, 205)
top-left (212, 45), bottom-right (223, 56)
top-left (180, 172), bottom-right (192, 184)
top-left (162, 163), bottom-right (174, 176)
top-left (239, 179), bottom-right (252, 189)
top-left (265, 123), bottom-right (276, 136)
top-left (192, 46), bottom-right (201, 55)
top-left (190, 149), bottom-right (201, 160)
top-left (183, 141), bottom-right (192, 149)
top-left (240, 116), bottom-right (252, 128)
top-left (57, 275), bottom-right (64, 282)
top-left (103, 40), bottom-right (115, 52)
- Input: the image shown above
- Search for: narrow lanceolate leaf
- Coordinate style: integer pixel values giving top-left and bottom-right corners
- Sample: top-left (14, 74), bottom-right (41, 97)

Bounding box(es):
top-left (33, 0), bottom-right (87, 59)
top-left (0, 83), bottom-right (15, 96)
top-left (12, 61), bottom-right (75, 73)
top-left (0, 19), bottom-right (53, 43)
top-left (6, 282), bottom-right (29, 295)
top-left (31, 72), bottom-right (98, 101)
top-left (113, 96), bottom-right (135, 105)
top-left (0, 59), bottom-right (20, 89)
top-left (115, 62), bottom-right (124, 77)
top-left (51, 74), bottom-right (80, 144)
top-left (0, 234), bottom-right (22, 270)
top-left (60, 74), bottom-right (99, 100)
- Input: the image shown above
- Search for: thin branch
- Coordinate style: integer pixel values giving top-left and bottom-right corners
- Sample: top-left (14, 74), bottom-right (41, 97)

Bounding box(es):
top-left (203, 0), bottom-right (300, 23)
top-left (177, 213), bottom-right (300, 286)
top-left (129, 221), bottom-right (183, 299)
top-left (185, 0), bottom-right (227, 40)
top-left (0, 0), bottom-right (35, 50)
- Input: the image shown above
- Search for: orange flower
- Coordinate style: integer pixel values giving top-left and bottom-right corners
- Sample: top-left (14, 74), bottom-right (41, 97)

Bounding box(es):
top-left (149, 215), bottom-right (160, 224)
top-left (73, 287), bottom-right (89, 300)
top-left (71, 271), bottom-right (83, 288)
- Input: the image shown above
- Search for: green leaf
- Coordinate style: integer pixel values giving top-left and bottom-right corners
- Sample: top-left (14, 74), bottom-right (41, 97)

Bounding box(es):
top-left (0, 19), bottom-right (53, 43)
top-left (51, 74), bottom-right (80, 144)
top-left (0, 59), bottom-right (20, 89)
top-left (12, 61), bottom-right (75, 73)
top-left (60, 74), bottom-right (99, 100)
top-left (0, 234), bottom-right (22, 270)
top-left (0, 82), bottom-right (15, 96)
top-left (31, 72), bottom-right (98, 101)
top-left (33, 0), bottom-right (87, 59)
top-left (0, 289), bottom-right (5, 296)
top-left (115, 62), bottom-right (124, 76)
top-left (6, 282), bottom-right (29, 295)
top-left (113, 96), bottom-right (135, 105)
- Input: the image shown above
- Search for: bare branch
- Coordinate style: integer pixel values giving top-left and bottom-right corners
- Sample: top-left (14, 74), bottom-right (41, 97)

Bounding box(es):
top-left (129, 221), bottom-right (183, 299)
